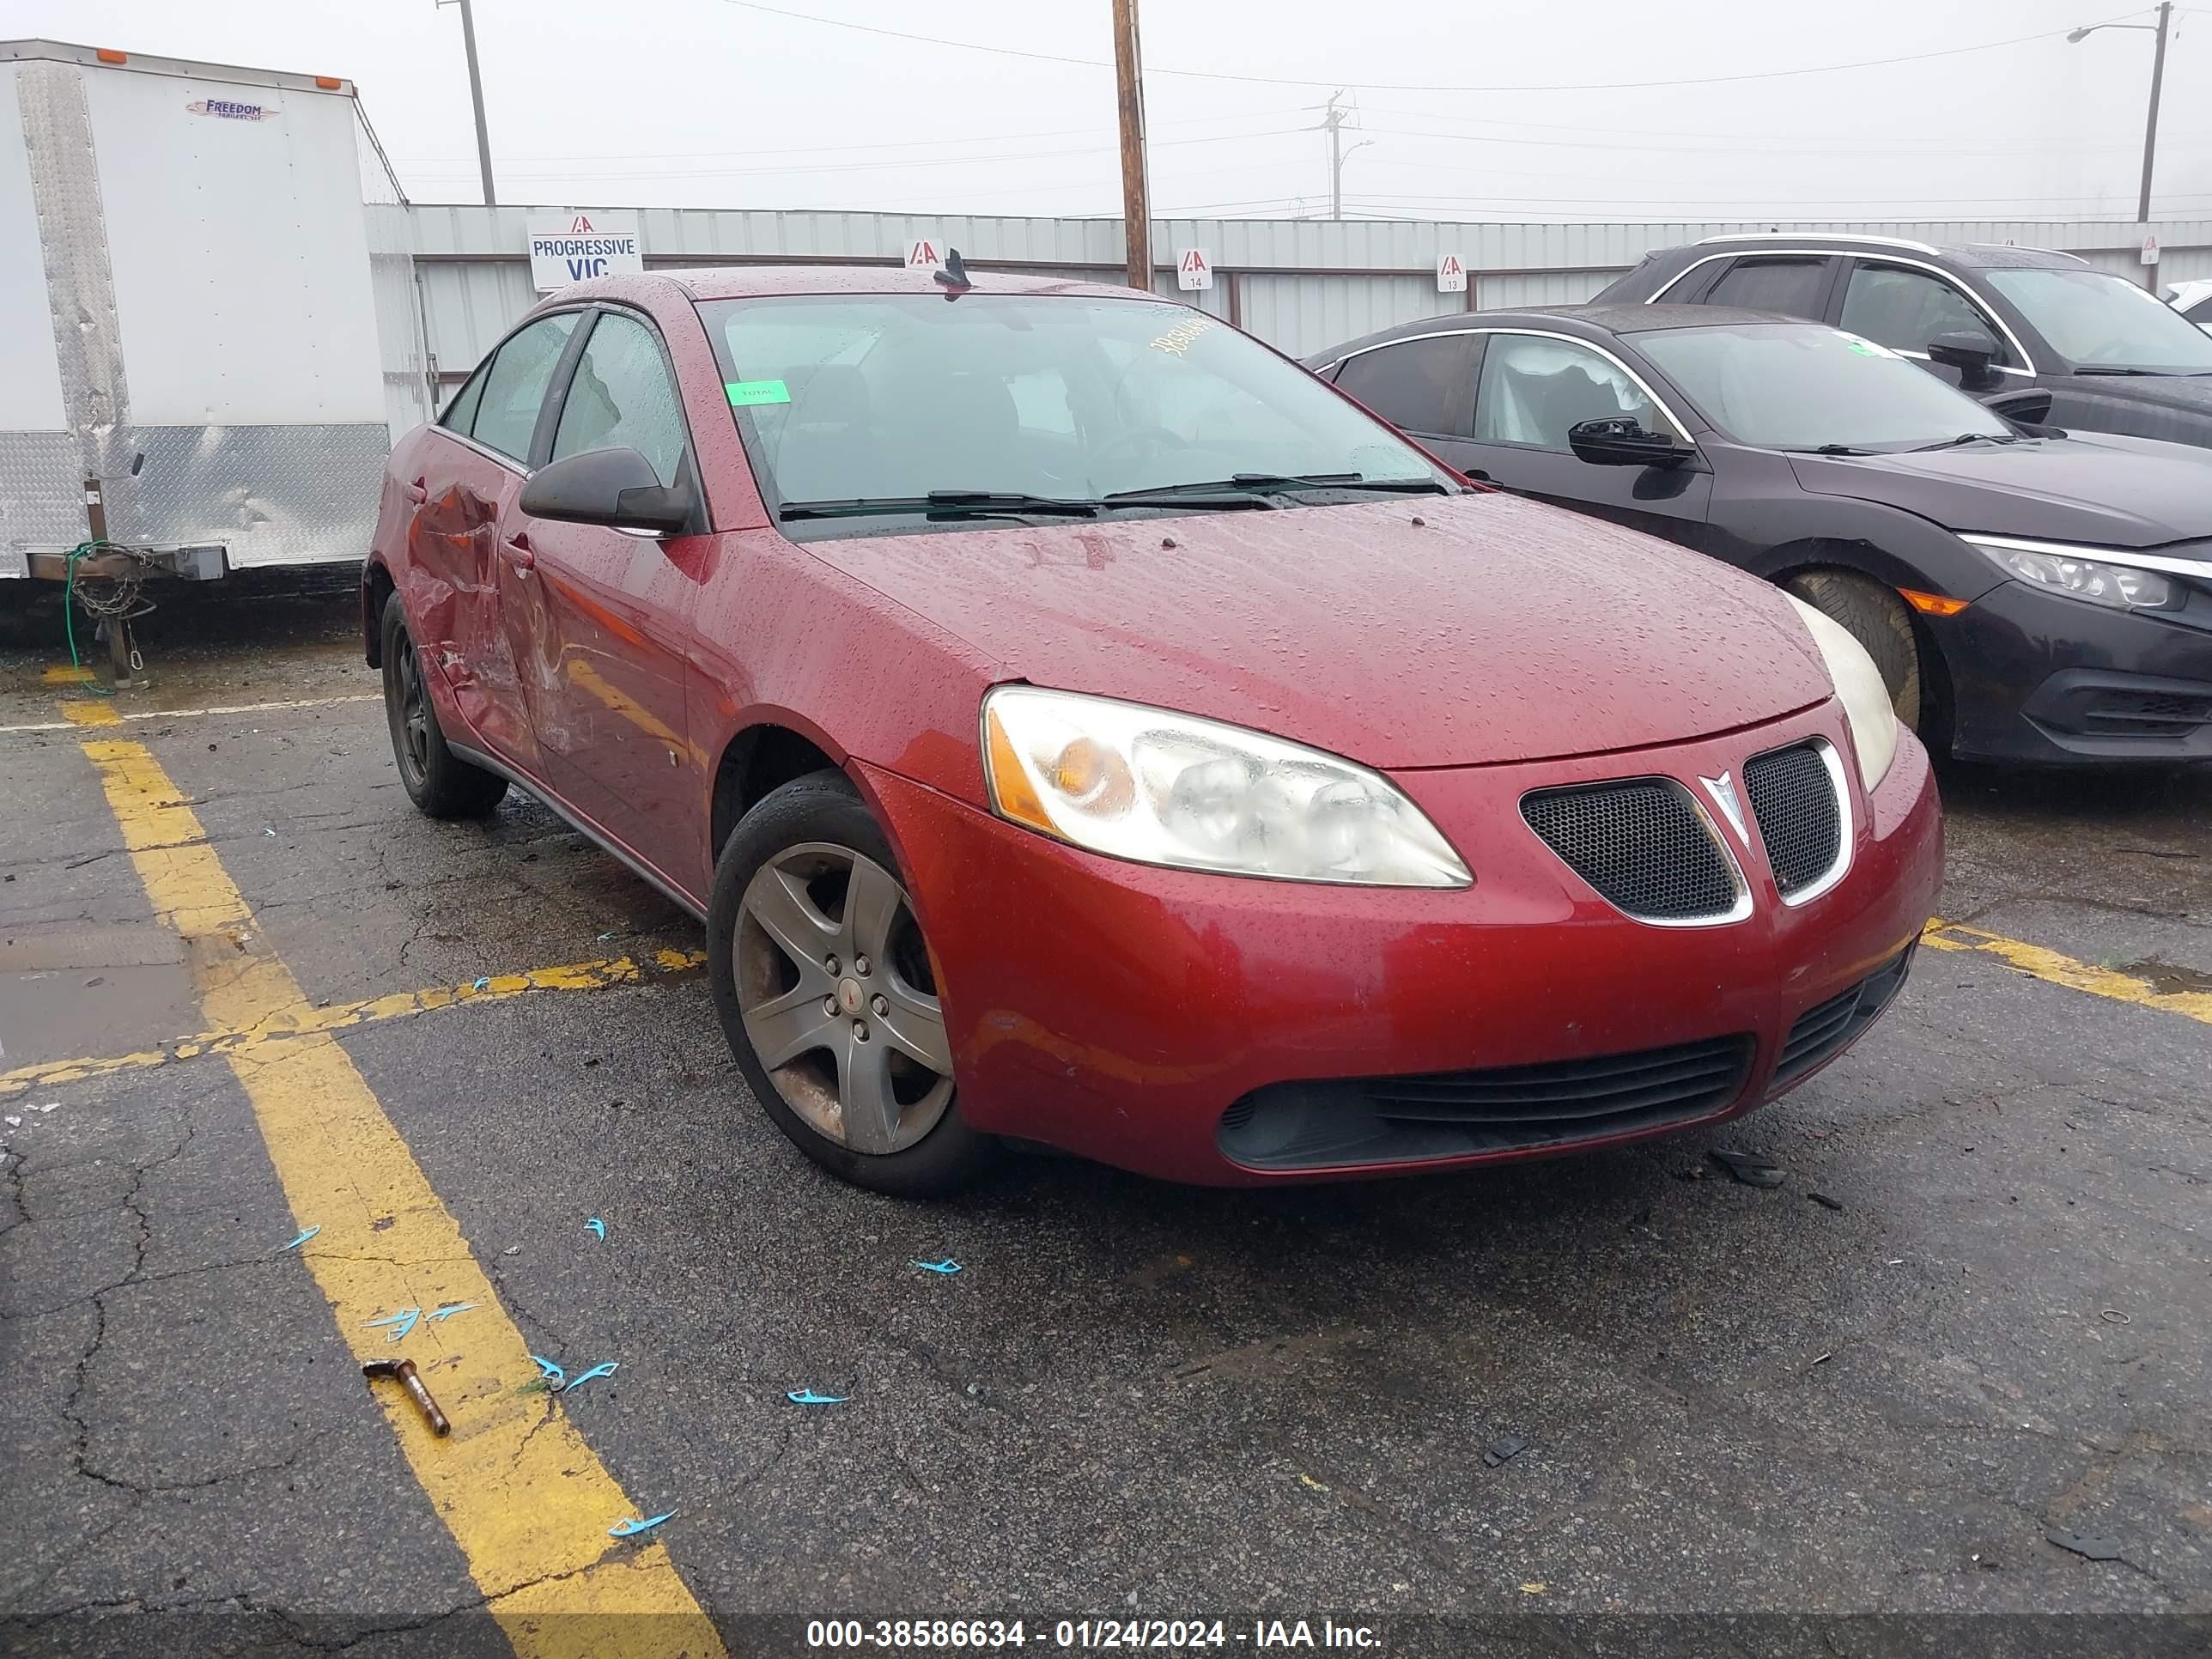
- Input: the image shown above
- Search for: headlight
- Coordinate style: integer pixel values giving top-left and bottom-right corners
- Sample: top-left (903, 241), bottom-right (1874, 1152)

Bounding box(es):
top-left (1784, 595), bottom-right (1899, 791)
top-left (1960, 535), bottom-right (2179, 612)
top-left (981, 686), bottom-right (1471, 888)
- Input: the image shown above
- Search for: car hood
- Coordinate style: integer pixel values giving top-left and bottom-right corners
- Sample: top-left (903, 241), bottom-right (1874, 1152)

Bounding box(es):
top-left (1787, 434), bottom-right (2212, 548)
top-left (802, 494), bottom-right (1832, 769)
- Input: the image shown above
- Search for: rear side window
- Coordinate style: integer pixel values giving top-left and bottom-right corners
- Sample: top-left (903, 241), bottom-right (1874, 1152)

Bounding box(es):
top-left (2183, 295), bottom-right (2212, 325)
top-left (1840, 264), bottom-right (2012, 364)
top-left (1331, 336), bottom-right (1477, 436)
top-left (471, 313), bottom-right (580, 464)
top-left (440, 370), bottom-right (486, 436)
top-left (1703, 257), bottom-right (1832, 319)
top-left (550, 313), bottom-right (692, 488)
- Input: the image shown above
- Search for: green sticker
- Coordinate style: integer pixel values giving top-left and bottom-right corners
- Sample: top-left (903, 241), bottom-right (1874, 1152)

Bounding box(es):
top-left (725, 379), bottom-right (791, 406)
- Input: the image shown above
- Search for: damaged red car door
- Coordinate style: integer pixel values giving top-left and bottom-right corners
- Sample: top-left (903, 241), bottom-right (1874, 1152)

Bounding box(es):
top-left (399, 311), bottom-right (581, 773)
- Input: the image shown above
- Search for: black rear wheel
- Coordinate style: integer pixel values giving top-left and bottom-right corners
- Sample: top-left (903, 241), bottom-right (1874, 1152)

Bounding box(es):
top-left (380, 592), bottom-right (507, 819)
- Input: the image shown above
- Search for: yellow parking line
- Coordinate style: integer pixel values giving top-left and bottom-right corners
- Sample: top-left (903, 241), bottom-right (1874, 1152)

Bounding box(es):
top-left (1921, 919), bottom-right (2212, 1027)
top-left (42, 664), bottom-right (96, 684)
top-left (0, 949), bottom-right (706, 1098)
top-left (74, 732), bottom-right (726, 1656)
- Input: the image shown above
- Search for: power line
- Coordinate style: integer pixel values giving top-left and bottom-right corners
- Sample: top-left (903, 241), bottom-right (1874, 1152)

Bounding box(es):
top-left (709, 0), bottom-right (2150, 94)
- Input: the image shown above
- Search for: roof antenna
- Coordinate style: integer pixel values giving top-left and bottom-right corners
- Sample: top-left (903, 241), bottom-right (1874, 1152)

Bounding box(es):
top-left (934, 246), bottom-right (973, 297)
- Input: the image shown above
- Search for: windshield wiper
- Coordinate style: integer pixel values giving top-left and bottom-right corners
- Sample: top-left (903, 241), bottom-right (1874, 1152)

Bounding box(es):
top-left (778, 490), bottom-right (1102, 522)
top-left (1103, 471), bottom-right (1453, 504)
top-left (1779, 444), bottom-right (1882, 456)
top-left (2074, 366), bottom-right (2194, 376)
top-left (1913, 432), bottom-right (2021, 451)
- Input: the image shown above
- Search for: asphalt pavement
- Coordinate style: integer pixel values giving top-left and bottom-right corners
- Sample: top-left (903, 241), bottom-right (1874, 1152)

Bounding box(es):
top-left (1, 580), bottom-right (2207, 1657)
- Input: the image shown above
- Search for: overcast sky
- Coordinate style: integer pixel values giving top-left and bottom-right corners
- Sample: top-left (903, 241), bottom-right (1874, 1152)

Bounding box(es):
top-left (6, 0), bottom-right (2207, 223)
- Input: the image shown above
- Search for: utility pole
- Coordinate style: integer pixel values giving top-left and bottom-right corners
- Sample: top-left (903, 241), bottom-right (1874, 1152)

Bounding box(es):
top-left (2067, 0), bottom-right (2172, 264)
top-left (2138, 0), bottom-right (2172, 225)
top-left (1110, 0), bottom-right (1152, 293)
top-left (1318, 91), bottom-right (1372, 222)
top-left (438, 0), bottom-right (498, 207)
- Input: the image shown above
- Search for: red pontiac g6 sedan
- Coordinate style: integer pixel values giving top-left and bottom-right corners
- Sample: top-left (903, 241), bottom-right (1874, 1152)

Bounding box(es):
top-left (363, 265), bottom-right (1942, 1195)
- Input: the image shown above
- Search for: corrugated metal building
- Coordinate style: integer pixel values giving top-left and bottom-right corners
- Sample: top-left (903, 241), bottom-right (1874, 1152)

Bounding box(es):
top-left (379, 206), bottom-right (2212, 428)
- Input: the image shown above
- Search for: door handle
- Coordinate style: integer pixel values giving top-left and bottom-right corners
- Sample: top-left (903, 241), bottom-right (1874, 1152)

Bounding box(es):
top-left (501, 532), bottom-right (535, 571)
top-left (404, 477), bottom-right (428, 505)
top-left (1462, 468), bottom-right (1492, 482)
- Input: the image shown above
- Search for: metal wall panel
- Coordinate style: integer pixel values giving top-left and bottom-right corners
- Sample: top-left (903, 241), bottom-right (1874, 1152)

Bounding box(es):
top-left (1479, 269), bottom-right (1618, 309)
top-left (1239, 273), bottom-right (1460, 358)
top-left (401, 207), bottom-right (2212, 385)
top-left (0, 64), bottom-right (64, 431)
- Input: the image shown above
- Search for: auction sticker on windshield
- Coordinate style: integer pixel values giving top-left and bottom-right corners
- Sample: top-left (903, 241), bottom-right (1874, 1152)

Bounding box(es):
top-left (726, 379), bottom-right (793, 405)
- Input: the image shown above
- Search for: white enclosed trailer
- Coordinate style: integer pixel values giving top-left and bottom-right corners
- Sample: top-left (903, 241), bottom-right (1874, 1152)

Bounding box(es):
top-left (0, 40), bottom-right (422, 605)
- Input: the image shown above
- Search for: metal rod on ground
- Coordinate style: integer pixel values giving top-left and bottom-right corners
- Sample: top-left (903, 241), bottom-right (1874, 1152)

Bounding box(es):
top-left (1110, 0), bottom-right (1152, 294)
top-left (441, 0), bottom-right (497, 208)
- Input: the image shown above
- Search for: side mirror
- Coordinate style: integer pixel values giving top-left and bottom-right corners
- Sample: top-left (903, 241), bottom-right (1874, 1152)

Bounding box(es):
top-left (519, 447), bottom-right (693, 535)
top-left (1980, 386), bottom-right (2054, 426)
top-left (1568, 416), bottom-right (1695, 469)
top-left (1926, 331), bottom-right (2003, 390)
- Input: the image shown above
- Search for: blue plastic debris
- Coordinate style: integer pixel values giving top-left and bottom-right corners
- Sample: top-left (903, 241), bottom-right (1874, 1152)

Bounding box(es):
top-left (366, 1309), bottom-right (422, 1343)
top-left (277, 1225), bottom-right (320, 1253)
top-left (530, 1354), bottom-right (567, 1388)
top-left (787, 1389), bottom-right (848, 1406)
top-left (597, 931), bottom-right (617, 943)
top-left (564, 1361), bottom-right (619, 1393)
top-left (471, 976), bottom-right (490, 993)
top-left (609, 1511), bottom-right (674, 1538)
top-left (586, 1218), bottom-right (606, 1239)
top-left (426, 1301), bottom-right (477, 1323)
top-left (911, 1258), bottom-right (962, 1275)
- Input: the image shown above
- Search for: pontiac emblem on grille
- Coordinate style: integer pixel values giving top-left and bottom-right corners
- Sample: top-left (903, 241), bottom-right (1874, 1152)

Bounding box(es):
top-left (1700, 770), bottom-right (1748, 841)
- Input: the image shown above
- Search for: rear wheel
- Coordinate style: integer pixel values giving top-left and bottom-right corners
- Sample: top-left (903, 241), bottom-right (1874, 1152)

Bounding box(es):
top-left (707, 769), bottom-right (994, 1196)
top-left (380, 592), bottom-right (507, 818)
top-left (1783, 568), bottom-right (1923, 731)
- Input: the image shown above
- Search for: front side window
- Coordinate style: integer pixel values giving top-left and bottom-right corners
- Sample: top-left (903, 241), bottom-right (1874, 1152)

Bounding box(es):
top-left (1636, 323), bottom-right (2011, 452)
top-left (1704, 257), bottom-right (1831, 319)
top-left (551, 313), bottom-right (692, 487)
top-left (1840, 264), bottom-right (2012, 364)
top-left (1471, 334), bottom-right (1677, 451)
top-left (1330, 336), bottom-right (1476, 436)
top-left (471, 313), bottom-right (580, 464)
top-left (1986, 266), bottom-right (2212, 372)
top-left (700, 294), bottom-right (1449, 536)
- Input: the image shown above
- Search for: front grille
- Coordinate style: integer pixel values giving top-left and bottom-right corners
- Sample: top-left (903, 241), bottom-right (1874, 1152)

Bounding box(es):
top-left (1775, 946), bottom-right (1915, 1085)
top-left (1218, 1035), bottom-right (1755, 1170)
top-left (1521, 779), bottom-right (1739, 922)
top-left (1744, 742), bottom-right (1844, 898)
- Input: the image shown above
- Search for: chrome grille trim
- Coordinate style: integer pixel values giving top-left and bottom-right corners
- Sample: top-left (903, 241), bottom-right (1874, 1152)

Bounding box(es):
top-left (1747, 738), bottom-right (1855, 908)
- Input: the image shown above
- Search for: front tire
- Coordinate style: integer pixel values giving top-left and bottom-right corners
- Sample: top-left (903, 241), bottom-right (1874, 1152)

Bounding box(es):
top-left (1783, 568), bottom-right (1923, 731)
top-left (707, 769), bottom-right (994, 1197)
top-left (380, 592), bottom-right (507, 818)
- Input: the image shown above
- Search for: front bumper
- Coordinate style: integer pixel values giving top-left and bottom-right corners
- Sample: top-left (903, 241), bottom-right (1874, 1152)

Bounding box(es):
top-left (1936, 579), bottom-right (2212, 763)
top-left (859, 701), bottom-right (1943, 1186)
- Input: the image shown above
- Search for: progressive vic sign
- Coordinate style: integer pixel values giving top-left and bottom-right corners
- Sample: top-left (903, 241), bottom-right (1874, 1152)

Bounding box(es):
top-left (527, 212), bottom-right (644, 293)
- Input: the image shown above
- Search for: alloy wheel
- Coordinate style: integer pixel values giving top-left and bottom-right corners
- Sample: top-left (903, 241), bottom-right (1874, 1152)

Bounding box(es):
top-left (392, 634), bottom-right (431, 785)
top-left (732, 842), bottom-right (954, 1155)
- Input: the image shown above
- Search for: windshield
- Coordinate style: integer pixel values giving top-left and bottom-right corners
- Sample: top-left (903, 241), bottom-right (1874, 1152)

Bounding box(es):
top-left (1635, 323), bottom-right (2013, 452)
top-left (1985, 267), bottom-right (2212, 372)
top-left (699, 293), bottom-right (1449, 536)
